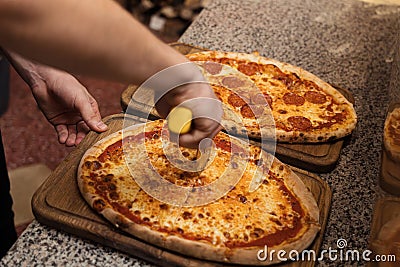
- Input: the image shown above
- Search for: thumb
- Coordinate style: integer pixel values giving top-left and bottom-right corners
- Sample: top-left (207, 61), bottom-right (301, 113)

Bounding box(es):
top-left (75, 93), bottom-right (108, 132)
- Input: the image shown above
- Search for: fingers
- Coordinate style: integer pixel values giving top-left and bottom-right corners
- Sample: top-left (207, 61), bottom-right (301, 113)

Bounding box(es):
top-left (65, 125), bottom-right (77, 146)
top-left (55, 121), bottom-right (91, 146)
top-left (74, 93), bottom-right (108, 133)
top-left (55, 124), bottom-right (68, 144)
top-left (178, 118), bottom-right (223, 149)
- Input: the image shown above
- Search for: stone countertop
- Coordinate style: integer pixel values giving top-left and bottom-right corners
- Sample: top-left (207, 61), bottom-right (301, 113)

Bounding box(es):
top-left (2, 0), bottom-right (399, 266)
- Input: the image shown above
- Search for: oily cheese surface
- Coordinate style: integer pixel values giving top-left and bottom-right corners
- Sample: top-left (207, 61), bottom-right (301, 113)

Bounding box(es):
top-left (78, 120), bottom-right (320, 265)
top-left (187, 51), bottom-right (357, 143)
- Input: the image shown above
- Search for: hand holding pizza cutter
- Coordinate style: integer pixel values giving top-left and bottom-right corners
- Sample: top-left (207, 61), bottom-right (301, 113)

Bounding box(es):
top-left (167, 106), bottom-right (210, 171)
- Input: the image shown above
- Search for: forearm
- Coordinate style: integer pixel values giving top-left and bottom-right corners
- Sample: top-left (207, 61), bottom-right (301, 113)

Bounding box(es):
top-left (0, 0), bottom-right (188, 84)
top-left (2, 49), bottom-right (41, 87)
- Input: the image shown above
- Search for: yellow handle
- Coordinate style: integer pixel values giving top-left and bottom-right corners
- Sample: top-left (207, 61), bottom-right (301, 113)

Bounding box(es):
top-left (168, 107), bottom-right (193, 134)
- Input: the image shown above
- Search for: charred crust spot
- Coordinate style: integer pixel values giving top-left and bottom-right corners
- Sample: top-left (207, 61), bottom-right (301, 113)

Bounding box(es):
top-left (271, 217), bottom-right (283, 226)
top-left (182, 151), bottom-right (190, 157)
top-left (244, 234), bottom-right (249, 241)
top-left (159, 204), bottom-right (168, 210)
top-left (245, 225), bottom-right (252, 230)
top-left (134, 210), bottom-right (141, 215)
top-left (182, 211), bottom-right (193, 220)
top-left (198, 213), bottom-right (204, 219)
top-left (143, 217), bottom-right (150, 222)
top-left (102, 174), bottom-right (114, 182)
top-left (238, 194), bottom-right (248, 204)
top-left (108, 183), bottom-right (116, 191)
top-left (84, 161), bottom-right (92, 169)
top-left (262, 179), bottom-right (269, 185)
top-left (279, 165), bottom-right (284, 171)
top-left (327, 136), bottom-right (337, 142)
top-left (97, 185), bottom-right (107, 191)
top-left (109, 191), bottom-right (119, 200)
top-left (224, 213), bottom-right (235, 220)
top-left (93, 199), bottom-right (106, 212)
top-left (278, 109), bottom-right (287, 114)
top-left (252, 228), bottom-right (265, 237)
top-left (92, 161), bottom-right (102, 170)
top-left (224, 232), bottom-right (231, 238)
top-left (176, 228), bottom-right (184, 234)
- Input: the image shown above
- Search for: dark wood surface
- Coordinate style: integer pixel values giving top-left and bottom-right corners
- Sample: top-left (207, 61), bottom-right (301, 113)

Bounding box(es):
top-left (32, 114), bottom-right (332, 267)
top-left (120, 42), bottom-right (355, 173)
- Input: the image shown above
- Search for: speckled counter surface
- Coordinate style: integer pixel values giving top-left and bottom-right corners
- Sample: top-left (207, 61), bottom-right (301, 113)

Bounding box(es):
top-left (2, 0), bottom-right (399, 266)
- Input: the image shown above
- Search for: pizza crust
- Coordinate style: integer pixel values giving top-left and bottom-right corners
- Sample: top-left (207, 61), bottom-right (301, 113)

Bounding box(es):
top-left (384, 107), bottom-right (400, 162)
top-left (77, 120), bottom-right (321, 265)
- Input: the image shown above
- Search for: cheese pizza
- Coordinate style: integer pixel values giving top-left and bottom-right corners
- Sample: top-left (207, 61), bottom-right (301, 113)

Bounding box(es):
top-left (78, 119), bottom-right (320, 265)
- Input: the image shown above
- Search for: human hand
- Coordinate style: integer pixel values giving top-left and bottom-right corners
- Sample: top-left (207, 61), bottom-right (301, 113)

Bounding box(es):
top-left (30, 67), bottom-right (108, 146)
top-left (155, 82), bottom-right (223, 148)
top-left (7, 52), bottom-right (107, 146)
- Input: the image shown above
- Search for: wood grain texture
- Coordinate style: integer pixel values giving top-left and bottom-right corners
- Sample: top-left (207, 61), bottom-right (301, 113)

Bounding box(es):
top-left (120, 42), bottom-right (355, 173)
top-left (32, 114), bottom-right (332, 267)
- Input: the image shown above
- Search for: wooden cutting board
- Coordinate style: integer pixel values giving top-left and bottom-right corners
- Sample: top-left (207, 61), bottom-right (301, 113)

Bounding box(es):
top-left (368, 197), bottom-right (400, 266)
top-left (120, 42), bottom-right (355, 173)
top-left (32, 114), bottom-right (332, 267)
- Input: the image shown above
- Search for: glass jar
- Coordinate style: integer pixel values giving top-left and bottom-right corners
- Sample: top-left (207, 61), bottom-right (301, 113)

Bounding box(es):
top-left (380, 38), bottom-right (400, 196)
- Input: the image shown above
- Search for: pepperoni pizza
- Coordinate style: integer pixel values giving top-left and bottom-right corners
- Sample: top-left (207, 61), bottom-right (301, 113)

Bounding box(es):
top-left (187, 51), bottom-right (357, 143)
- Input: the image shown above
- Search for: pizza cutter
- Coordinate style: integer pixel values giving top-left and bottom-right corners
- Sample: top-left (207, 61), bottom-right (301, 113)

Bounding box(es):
top-left (167, 106), bottom-right (210, 171)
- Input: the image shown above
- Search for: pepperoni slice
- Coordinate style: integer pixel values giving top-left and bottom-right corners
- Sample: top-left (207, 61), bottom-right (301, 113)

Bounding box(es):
top-left (237, 62), bottom-right (259, 76)
top-left (287, 116), bottom-right (312, 131)
top-left (203, 61), bottom-right (223, 75)
top-left (283, 92), bottom-right (305, 106)
top-left (240, 105), bottom-right (264, 118)
top-left (250, 93), bottom-right (273, 107)
top-left (222, 76), bottom-right (245, 88)
top-left (228, 93), bottom-right (247, 108)
top-left (304, 91), bottom-right (327, 104)
top-left (241, 105), bottom-right (255, 118)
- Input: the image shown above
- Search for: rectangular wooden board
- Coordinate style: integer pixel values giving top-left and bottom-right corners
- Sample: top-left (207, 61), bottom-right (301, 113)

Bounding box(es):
top-left (120, 42), bottom-right (354, 173)
top-left (32, 114), bottom-right (332, 267)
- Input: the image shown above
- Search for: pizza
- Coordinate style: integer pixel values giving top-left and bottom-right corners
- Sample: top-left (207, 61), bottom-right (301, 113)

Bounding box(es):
top-left (78, 119), bottom-right (320, 265)
top-left (186, 51), bottom-right (357, 143)
top-left (384, 107), bottom-right (400, 162)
